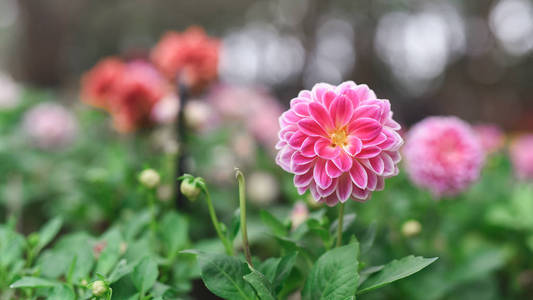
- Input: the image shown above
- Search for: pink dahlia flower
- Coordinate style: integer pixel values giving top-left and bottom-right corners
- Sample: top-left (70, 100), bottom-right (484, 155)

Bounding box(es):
top-left (23, 102), bottom-right (78, 150)
top-left (404, 116), bottom-right (484, 197)
top-left (473, 124), bottom-right (505, 154)
top-left (276, 81), bottom-right (403, 206)
top-left (510, 134), bottom-right (533, 180)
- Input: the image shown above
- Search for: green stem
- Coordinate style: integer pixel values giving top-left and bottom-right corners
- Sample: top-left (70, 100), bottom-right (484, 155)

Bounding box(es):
top-left (336, 202), bottom-right (345, 248)
top-left (201, 187), bottom-right (234, 256)
top-left (148, 191), bottom-right (157, 234)
top-left (236, 170), bottom-right (252, 266)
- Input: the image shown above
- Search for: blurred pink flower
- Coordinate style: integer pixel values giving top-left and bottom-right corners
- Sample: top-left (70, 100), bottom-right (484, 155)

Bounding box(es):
top-left (276, 81), bottom-right (403, 206)
top-left (151, 94), bottom-right (180, 124)
top-left (474, 124), bottom-right (505, 154)
top-left (209, 84), bottom-right (283, 150)
top-left (291, 202), bottom-right (309, 229)
top-left (23, 102), bottom-right (77, 150)
top-left (404, 116), bottom-right (484, 197)
top-left (510, 134), bottom-right (533, 180)
top-left (80, 57), bottom-right (125, 109)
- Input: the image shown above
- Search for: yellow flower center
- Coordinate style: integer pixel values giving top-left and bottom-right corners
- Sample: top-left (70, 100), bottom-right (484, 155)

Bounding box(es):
top-left (330, 128), bottom-right (348, 147)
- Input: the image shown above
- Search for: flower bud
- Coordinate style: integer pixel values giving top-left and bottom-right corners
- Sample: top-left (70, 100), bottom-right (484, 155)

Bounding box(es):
top-left (402, 219), bottom-right (422, 237)
top-left (139, 169), bottom-right (160, 189)
top-left (180, 178), bottom-right (201, 201)
top-left (91, 280), bottom-right (108, 297)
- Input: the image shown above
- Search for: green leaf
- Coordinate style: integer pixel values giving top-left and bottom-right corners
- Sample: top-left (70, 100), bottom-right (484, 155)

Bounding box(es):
top-left (10, 276), bottom-right (59, 288)
top-left (0, 226), bottom-right (25, 267)
top-left (160, 212), bottom-right (189, 258)
top-left (108, 259), bottom-right (136, 284)
top-left (49, 284), bottom-right (75, 300)
top-left (36, 217), bottom-right (63, 252)
top-left (360, 222), bottom-right (377, 255)
top-left (243, 265), bottom-right (276, 300)
top-left (131, 256), bottom-right (159, 294)
top-left (199, 254), bottom-right (256, 300)
top-left (95, 228), bottom-right (124, 276)
top-left (228, 209), bottom-right (241, 242)
top-left (302, 243), bottom-right (359, 300)
top-left (260, 210), bottom-right (288, 237)
top-left (357, 255), bottom-right (438, 294)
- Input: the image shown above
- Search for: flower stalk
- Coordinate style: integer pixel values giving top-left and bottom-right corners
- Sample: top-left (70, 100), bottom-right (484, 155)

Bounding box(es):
top-left (235, 169), bottom-right (252, 266)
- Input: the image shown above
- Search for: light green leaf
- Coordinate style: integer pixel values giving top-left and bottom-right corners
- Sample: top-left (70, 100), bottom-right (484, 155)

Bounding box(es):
top-left (302, 243), bottom-right (359, 300)
top-left (108, 259), bottom-right (136, 284)
top-left (36, 217), bottom-right (63, 252)
top-left (131, 256), bottom-right (158, 294)
top-left (260, 210), bottom-right (288, 237)
top-left (357, 255), bottom-right (438, 294)
top-left (199, 254), bottom-right (256, 300)
top-left (10, 276), bottom-right (59, 288)
top-left (243, 265), bottom-right (276, 300)
top-left (95, 228), bottom-right (124, 276)
top-left (160, 212), bottom-right (188, 258)
top-left (49, 284), bottom-right (75, 300)
top-left (228, 209), bottom-right (241, 242)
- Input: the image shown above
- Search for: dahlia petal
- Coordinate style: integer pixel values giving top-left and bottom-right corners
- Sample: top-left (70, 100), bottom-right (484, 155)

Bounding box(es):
top-left (344, 135), bottom-right (362, 156)
top-left (288, 131), bottom-right (307, 149)
top-left (293, 102), bottom-right (310, 117)
top-left (275, 140), bottom-right (286, 150)
top-left (388, 151), bottom-right (401, 163)
top-left (298, 90), bottom-right (312, 100)
top-left (309, 182), bottom-right (321, 201)
top-left (385, 118), bottom-right (402, 130)
top-left (365, 133), bottom-right (388, 147)
top-left (325, 160), bottom-right (343, 178)
top-left (376, 176), bottom-right (385, 191)
top-left (332, 150), bottom-right (353, 172)
top-left (294, 170), bottom-right (313, 187)
top-left (353, 105), bottom-right (381, 120)
top-left (312, 83), bottom-right (332, 104)
top-left (330, 95), bottom-right (353, 127)
top-left (301, 137), bottom-right (318, 157)
top-left (318, 177), bottom-right (338, 197)
top-left (349, 160), bottom-right (368, 189)
top-left (357, 146), bottom-right (381, 159)
top-left (378, 100), bottom-right (391, 124)
top-left (323, 91), bottom-right (337, 108)
top-left (352, 186), bottom-right (370, 201)
top-left (309, 102), bottom-right (334, 130)
top-left (276, 146), bottom-right (293, 171)
top-left (296, 185), bottom-right (308, 195)
top-left (366, 156), bottom-right (385, 175)
top-left (336, 174), bottom-right (352, 202)
top-left (282, 110), bottom-right (300, 124)
top-left (349, 117), bottom-right (382, 140)
top-left (367, 171), bottom-right (377, 191)
top-left (381, 153), bottom-right (395, 176)
top-left (313, 159), bottom-right (332, 189)
top-left (324, 193), bottom-right (339, 206)
top-left (292, 152), bottom-right (315, 164)
top-left (291, 159), bottom-right (313, 175)
top-left (298, 118), bottom-right (328, 137)
top-left (354, 85), bottom-right (371, 102)
top-left (314, 138), bottom-right (341, 159)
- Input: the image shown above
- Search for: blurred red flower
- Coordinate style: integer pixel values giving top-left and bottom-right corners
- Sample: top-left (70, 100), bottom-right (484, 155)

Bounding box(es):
top-left (80, 57), bottom-right (125, 109)
top-left (151, 26), bottom-right (220, 93)
top-left (108, 61), bottom-right (168, 133)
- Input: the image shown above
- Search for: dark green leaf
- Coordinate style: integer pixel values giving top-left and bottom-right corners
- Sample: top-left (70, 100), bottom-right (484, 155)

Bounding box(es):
top-left (199, 254), bottom-right (256, 300)
top-left (243, 265), bottom-right (276, 300)
top-left (357, 255), bottom-right (438, 294)
top-left (160, 212), bottom-right (188, 258)
top-left (302, 243), bottom-right (359, 300)
top-left (108, 259), bottom-right (136, 284)
top-left (228, 209), bottom-right (241, 242)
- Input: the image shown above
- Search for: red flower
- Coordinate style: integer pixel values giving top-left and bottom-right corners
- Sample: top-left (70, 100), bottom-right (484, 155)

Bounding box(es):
top-left (151, 26), bottom-right (220, 92)
top-left (108, 61), bottom-right (168, 133)
top-left (80, 58), bottom-right (125, 109)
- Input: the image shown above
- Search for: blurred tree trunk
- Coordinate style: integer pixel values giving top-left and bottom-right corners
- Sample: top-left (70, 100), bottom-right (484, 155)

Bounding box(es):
top-left (15, 0), bottom-right (85, 86)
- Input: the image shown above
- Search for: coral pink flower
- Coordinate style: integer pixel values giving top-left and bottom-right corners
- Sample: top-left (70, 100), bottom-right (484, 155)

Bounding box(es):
top-left (276, 81), bottom-right (403, 206)
top-left (510, 134), bottom-right (533, 180)
top-left (80, 58), bottom-right (125, 109)
top-left (151, 26), bottom-right (220, 93)
top-left (108, 61), bottom-right (167, 132)
top-left (404, 116), bottom-right (484, 197)
top-left (474, 124), bottom-right (505, 154)
top-left (23, 102), bottom-right (77, 150)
